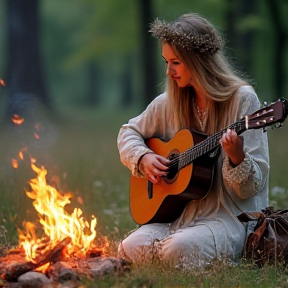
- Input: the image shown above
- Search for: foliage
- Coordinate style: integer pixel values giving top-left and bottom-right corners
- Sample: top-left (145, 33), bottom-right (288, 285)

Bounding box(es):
top-left (80, 260), bottom-right (288, 288)
top-left (2, 0), bottom-right (287, 108)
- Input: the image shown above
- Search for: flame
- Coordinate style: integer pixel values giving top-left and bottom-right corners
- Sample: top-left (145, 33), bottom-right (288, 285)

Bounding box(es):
top-left (0, 78), bottom-right (5, 86)
top-left (18, 160), bottom-right (101, 262)
top-left (11, 114), bottom-right (24, 125)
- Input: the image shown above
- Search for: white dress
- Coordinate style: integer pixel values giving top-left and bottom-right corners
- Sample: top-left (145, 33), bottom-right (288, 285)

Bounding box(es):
top-left (117, 85), bottom-right (269, 268)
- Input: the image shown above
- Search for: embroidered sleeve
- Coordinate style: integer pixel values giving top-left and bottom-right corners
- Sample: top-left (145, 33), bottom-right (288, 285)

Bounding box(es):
top-left (122, 141), bottom-right (154, 178)
top-left (222, 86), bottom-right (269, 199)
top-left (222, 153), bottom-right (261, 199)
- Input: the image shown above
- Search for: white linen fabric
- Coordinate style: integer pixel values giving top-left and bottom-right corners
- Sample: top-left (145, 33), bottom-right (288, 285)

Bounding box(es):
top-left (117, 85), bottom-right (269, 268)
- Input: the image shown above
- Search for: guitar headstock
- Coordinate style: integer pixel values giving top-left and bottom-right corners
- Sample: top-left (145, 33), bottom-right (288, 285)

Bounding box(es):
top-left (246, 98), bottom-right (288, 130)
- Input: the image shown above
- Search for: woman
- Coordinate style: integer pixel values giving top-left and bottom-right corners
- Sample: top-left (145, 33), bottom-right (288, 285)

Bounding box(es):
top-left (117, 13), bottom-right (269, 268)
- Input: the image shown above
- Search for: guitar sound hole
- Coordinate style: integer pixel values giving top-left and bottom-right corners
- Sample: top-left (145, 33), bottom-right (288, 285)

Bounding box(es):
top-left (163, 151), bottom-right (179, 184)
top-left (166, 168), bottom-right (178, 180)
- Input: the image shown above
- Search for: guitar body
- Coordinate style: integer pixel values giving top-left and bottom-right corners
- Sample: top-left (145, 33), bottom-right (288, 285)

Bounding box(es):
top-left (130, 129), bottom-right (218, 225)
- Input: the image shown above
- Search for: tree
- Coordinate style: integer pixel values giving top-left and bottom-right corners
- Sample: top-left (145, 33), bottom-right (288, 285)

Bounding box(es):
top-left (6, 0), bottom-right (49, 119)
top-left (266, 0), bottom-right (287, 100)
top-left (139, 0), bottom-right (158, 107)
top-left (225, 0), bottom-right (256, 75)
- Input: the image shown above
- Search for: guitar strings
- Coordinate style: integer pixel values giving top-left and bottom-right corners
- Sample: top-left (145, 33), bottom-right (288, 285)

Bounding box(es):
top-left (166, 119), bottom-right (245, 171)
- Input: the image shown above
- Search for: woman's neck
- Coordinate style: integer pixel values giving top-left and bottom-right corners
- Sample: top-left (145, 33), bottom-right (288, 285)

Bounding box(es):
top-left (194, 93), bottom-right (207, 111)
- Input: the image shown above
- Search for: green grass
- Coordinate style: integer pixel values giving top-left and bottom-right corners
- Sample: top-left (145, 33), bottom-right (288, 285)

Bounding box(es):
top-left (1, 103), bottom-right (288, 287)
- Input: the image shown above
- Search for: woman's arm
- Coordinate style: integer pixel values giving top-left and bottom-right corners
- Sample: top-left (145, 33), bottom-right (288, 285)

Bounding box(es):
top-left (117, 93), bottom-right (168, 177)
top-left (222, 86), bottom-right (270, 199)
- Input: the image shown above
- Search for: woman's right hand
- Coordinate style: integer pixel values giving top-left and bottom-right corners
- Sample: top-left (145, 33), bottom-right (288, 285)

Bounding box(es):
top-left (139, 153), bottom-right (170, 185)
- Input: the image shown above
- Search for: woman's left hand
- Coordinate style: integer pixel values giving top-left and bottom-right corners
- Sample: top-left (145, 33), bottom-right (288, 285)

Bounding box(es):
top-left (220, 128), bottom-right (245, 166)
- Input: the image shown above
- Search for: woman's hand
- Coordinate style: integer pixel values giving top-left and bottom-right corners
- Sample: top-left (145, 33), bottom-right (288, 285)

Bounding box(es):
top-left (139, 153), bottom-right (170, 185)
top-left (220, 128), bottom-right (245, 166)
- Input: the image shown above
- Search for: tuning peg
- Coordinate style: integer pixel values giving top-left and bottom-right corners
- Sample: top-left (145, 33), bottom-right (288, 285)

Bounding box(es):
top-left (264, 101), bottom-right (268, 107)
top-left (263, 127), bottom-right (267, 133)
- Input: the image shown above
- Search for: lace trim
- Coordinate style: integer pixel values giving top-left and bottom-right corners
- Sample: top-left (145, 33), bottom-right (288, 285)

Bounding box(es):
top-left (194, 100), bottom-right (208, 130)
top-left (129, 147), bottom-right (154, 177)
top-left (222, 153), bottom-right (260, 193)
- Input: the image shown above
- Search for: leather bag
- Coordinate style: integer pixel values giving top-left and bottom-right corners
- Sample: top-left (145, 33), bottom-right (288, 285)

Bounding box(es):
top-left (237, 206), bottom-right (288, 267)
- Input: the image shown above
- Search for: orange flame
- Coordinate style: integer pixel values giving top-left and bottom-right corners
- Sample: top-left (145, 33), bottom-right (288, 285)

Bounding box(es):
top-left (18, 160), bottom-right (101, 262)
top-left (11, 114), bottom-right (24, 125)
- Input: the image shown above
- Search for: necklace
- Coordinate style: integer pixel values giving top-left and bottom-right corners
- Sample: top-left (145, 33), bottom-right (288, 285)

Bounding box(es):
top-left (194, 100), bottom-right (208, 130)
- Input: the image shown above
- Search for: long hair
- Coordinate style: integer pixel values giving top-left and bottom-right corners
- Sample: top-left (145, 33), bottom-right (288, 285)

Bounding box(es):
top-left (164, 13), bottom-right (249, 135)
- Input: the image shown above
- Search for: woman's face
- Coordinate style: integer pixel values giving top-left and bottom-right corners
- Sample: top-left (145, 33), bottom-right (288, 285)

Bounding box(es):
top-left (162, 42), bottom-right (191, 88)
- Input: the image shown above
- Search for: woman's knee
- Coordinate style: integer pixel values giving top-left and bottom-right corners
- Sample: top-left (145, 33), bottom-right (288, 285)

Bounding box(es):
top-left (159, 230), bottom-right (216, 266)
top-left (161, 233), bottom-right (199, 257)
top-left (117, 226), bottom-right (161, 262)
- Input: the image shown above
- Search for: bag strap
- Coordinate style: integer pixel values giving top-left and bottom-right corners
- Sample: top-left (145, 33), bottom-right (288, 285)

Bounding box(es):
top-left (237, 211), bottom-right (263, 223)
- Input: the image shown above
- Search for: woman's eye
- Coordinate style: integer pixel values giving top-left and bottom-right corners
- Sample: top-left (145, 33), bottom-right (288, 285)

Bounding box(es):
top-left (173, 61), bottom-right (180, 65)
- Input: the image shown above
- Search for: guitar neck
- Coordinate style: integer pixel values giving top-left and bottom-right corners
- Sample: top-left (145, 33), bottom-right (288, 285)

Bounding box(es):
top-left (178, 118), bottom-right (246, 169)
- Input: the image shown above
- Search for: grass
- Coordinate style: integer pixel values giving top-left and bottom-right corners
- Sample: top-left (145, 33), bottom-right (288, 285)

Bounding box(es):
top-left (1, 103), bottom-right (288, 287)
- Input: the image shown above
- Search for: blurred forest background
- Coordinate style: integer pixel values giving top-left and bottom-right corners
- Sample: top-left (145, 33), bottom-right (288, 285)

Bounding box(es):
top-left (1, 0), bottom-right (288, 112)
top-left (0, 0), bottom-right (288, 246)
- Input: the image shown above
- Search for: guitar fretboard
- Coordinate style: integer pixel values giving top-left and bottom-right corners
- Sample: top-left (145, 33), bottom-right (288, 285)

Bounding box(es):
top-left (169, 118), bottom-right (246, 171)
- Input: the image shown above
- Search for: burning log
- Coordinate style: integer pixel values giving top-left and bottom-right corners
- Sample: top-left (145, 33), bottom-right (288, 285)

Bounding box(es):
top-left (35, 236), bottom-right (71, 266)
top-left (2, 237), bottom-right (71, 282)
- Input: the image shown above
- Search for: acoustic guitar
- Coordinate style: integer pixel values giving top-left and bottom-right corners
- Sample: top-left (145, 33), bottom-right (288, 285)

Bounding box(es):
top-left (130, 98), bottom-right (288, 225)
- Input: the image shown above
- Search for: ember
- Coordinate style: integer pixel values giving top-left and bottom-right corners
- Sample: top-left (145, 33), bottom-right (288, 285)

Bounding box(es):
top-left (11, 159), bottom-right (18, 169)
top-left (0, 78), bottom-right (5, 86)
top-left (11, 114), bottom-right (25, 125)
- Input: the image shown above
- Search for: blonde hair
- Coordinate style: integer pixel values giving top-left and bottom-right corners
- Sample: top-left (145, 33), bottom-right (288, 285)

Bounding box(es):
top-left (157, 13), bottom-right (249, 135)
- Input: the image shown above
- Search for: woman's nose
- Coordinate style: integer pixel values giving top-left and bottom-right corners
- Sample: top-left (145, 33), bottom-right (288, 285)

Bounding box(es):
top-left (166, 63), bottom-right (173, 76)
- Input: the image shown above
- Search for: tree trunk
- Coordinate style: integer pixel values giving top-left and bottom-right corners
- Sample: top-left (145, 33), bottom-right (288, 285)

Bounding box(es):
top-left (225, 0), bottom-right (256, 74)
top-left (225, 0), bottom-right (238, 57)
top-left (238, 0), bottom-right (256, 74)
top-left (266, 0), bottom-right (287, 100)
top-left (138, 0), bottom-right (158, 107)
top-left (6, 0), bottom-right (50, 119)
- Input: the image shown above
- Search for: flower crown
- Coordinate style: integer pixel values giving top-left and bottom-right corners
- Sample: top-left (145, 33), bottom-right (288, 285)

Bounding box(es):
top-left (149, 19), bottom-right (222, 55)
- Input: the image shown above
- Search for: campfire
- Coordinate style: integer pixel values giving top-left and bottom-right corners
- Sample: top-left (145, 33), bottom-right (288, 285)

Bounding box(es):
top-left (0, 114), bottom-right (129, 286)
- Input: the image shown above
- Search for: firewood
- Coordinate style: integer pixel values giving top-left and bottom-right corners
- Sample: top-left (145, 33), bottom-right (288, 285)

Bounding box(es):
top-left (36, 237), bottom-right (71, 266)
top-left (86, 247), bottom-right (103, 258)
top-left (3, 237), bottom-right (71, 282)
top-left (3, 261), bottom-right (37, 282)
